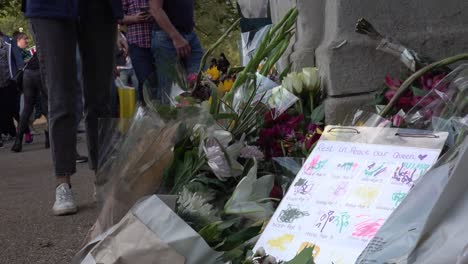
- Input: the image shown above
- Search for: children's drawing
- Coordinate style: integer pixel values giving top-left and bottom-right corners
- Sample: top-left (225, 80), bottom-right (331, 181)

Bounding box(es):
top-left (303, 155), bottom-right (328, 175)
top-left (294, 178), bottom-right (314, 195)
top-left (333, 212), bottom-right (351, 233)
top-left (352, 215), bottom-right (384, 239)
top-left (391, 191), bottom-right (407, 207)
top-left (277, 206), bottom-right (310, 223)
top-left (364, 162), bottom-right (388, 177)
top-left (297, 242), bottom-right (321, 258)
top-left (354, 185), bottom-right (380, 207)
top-left (267, 234), bottom-right (295, 251)
top-left (337, 162), bottom-right (359, 172)
top-left (392, 163), bottom-right (417, 185)
top-left (332, 181), bottom-right (349, 198)
top-left (315, 210), bottom-right (335, 232)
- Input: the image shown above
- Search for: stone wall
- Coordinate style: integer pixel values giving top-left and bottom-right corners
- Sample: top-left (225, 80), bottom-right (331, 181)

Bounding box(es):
top-left (268, 0), bottom-right (468, 123)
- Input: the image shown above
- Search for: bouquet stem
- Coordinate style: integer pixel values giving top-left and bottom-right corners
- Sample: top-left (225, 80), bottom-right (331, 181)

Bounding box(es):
top-left (381, 53), bottom-right (468, 117)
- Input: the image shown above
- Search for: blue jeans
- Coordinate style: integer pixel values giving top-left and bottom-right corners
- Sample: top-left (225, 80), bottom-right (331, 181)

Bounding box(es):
top-left (128, 44), bottom-right (154, 104)
top-left (151, 30), bottom-right (203, 104)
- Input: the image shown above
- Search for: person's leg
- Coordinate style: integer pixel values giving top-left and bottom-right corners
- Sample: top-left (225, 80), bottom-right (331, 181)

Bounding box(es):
top-left (128, 44), bottom-right (154, 105)
top-left (4, 84), bottom-right (19, 138)
top-left (78, 0), bottom-right (117, 172)
top-left (185, 32), bottom-right (204, 75)
top-left (11, 69), bottom-right (39, 152)
top-left (30, 18), bottom-right (78, 182)
top-left (30, 18), bottom-right (78, 216)
top-left (151, 31), bottom-right (178, 104)
top-left (0, 87), bottom-right (9, 139)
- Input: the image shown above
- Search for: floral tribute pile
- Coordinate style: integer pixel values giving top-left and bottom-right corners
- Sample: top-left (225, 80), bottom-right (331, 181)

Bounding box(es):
top-left (132, 8), bottom-right (321, 263)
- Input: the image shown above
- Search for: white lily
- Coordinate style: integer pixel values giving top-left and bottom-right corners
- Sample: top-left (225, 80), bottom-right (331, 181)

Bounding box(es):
top-left (225, 160), bottom-right (275, 220)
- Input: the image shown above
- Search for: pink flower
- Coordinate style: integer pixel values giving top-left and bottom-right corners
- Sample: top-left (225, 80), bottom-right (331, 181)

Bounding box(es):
top-left (384, 89), bottom-right (397, 102)
top-left (385, 75), bottom-right (403, 90)
top-left (420, 73), bottom-right (447, 91)
top-left (187, 73), bottom-right (198, 84)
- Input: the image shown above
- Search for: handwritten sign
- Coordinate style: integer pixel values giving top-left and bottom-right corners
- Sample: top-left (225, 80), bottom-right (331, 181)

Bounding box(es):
top-left (255, 131), bottom-right (446, 263)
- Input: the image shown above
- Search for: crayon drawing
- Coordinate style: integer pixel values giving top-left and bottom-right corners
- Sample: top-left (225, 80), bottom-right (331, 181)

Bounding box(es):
top-left (277, 206), bottom-right (310, 223)
top-left (327, 181), bottom-right (350, 202)
top-left (391, 191), bottom-right (407, 207)
top-left (352, 215), bottom-right (384, 239)
top-left (333, 212), bottom-right (351, 233)
top-left (267, 234), bottom-right (295, 251)
top-left (303, 155), bottom-right (329, 176)
top-left (294, 178), bottom-right (315, 195)
top-left (392, 163), bottom-right (417, 185)
top-left (353, 185), bottom-right (381, 207)
top-left (315, 210), bottom-right (336, 233)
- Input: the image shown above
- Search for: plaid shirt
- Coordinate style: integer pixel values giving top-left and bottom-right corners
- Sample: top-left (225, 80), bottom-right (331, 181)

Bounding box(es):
top-left (122, 0), bottom-right (153, 48)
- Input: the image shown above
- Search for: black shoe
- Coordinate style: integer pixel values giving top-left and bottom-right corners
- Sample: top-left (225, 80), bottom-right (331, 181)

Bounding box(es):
top-left (45, 130), bottom-right (50, 149)
top-left (11, 134), bottom-right (23, 152)
top-left (76, 155), bottom-right (88, 163)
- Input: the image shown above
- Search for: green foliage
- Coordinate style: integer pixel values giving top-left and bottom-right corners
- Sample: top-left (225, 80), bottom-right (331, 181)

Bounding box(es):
top-left (194, 0), bottom-right (240, 66)
top-left (0, 0), bottom-right (32, 45)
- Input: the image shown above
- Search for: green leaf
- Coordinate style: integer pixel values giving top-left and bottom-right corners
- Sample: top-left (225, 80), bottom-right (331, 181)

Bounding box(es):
top-left (216, 225), bottom-right (263, 251)
top-left (411, 86), bottom-right (428, 97)
top-left (310, 103), bottom-right (325, 123)
top-left (214, 113), bottom-right (238, 121)
top-left (285, 246), bottom-right (316, 264)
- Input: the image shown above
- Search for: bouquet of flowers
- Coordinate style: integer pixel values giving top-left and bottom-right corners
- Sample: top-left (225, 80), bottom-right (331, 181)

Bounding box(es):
top-left (80, 7), bottom-right (322, 264)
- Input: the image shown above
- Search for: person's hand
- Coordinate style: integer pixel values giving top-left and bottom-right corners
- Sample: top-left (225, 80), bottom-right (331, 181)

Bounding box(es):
top-left (132, 12), bottom-right (151, 23)
top-left (172, 35), bottom-right (191, 59)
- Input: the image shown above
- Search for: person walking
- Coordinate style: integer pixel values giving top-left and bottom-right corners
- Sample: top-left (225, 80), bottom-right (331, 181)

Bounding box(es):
top-left (120, 0), bottom-right (154, 105)
top-left (10, 53), bottom-right (49, 152)
top-left (13, 31), bottom-right (35, 144)
top-left (23, 0), bottom-right (123, 216)
top-left (0, 31), bottom-right (24, 147)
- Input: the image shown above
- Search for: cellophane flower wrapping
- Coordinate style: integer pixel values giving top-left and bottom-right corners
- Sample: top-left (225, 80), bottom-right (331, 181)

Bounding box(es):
top-left (404, 64), bottom-right (468, 147)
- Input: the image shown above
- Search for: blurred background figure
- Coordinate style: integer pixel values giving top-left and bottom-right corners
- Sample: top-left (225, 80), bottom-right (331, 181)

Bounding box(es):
top-left (0, 30), bottom-right (24, 148)
top-left (121, 0), bottom-right (154, 106)
top-left (150, 0), bottom-right (203, 104)
top-left (10, 52), bottom-right (49, 153)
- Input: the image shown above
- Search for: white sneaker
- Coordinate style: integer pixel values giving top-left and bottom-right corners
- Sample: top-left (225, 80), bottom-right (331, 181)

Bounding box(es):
top-left (52, 183), bottom-right (78, 216)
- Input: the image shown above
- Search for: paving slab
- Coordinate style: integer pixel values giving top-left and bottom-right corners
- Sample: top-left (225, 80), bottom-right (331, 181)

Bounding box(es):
top-left (0, 133), bottom-right (98, 264)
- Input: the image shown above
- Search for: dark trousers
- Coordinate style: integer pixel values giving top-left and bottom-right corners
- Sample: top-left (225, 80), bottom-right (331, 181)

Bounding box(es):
top-left (29, 1), bottom-right (117, 176)
top-left (128, 44), bottom-right (154, 104)
top-left (0, 83), bottom-right (19, 137)
top-left (18, 69), bottom-right (48, 135)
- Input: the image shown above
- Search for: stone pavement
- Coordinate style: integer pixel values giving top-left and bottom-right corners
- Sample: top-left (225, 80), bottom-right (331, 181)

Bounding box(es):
top-left (0, 132), bottom-right (99, 264)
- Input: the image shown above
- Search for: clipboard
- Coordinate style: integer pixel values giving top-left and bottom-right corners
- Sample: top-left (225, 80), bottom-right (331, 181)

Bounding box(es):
top-left (254, 125), bottom-right (448, 263)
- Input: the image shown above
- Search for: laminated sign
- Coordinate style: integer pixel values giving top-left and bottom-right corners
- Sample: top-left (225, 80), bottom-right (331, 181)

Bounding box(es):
top-left (254, 126), bottom-right (448, 263)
